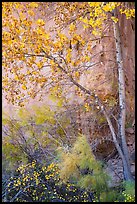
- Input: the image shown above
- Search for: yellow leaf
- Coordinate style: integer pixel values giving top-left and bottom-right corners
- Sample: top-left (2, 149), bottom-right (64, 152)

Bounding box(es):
top-left (92, 30), bottom-right (101, 36)
top-left (102, 3), bottom-right (116, 12)
top-left (22, 85), bottom-right (27, 90)
top-left (27, 70), bottom-right (31, 75)
top-left (111, 16), bottom-right (119, 23)
top-left (36, 61), bottom-right (43, 69)
top-left (83, 24), bottom-right (89, 30)
top-left (69, 23), bottom-right (76, 32)
top-left (74, 71), bottom-right (80, 78)
top-left (28, 10), bottom-right (35, 16)
top-left (85, 56), bottom-right (90, 61)
top-left (66, 53), bottom-right (71, 63)
top-left (36, 28), bottom-right (43, 35)
top-left (32, 71), bottom-right (37, 75)
top-left (14, 75), bottom-right (19, 80)
top-left (29, 2), bottom-right (38, 8)
top-left (40, 77), bottom-right (47, 82)
top-left (36, 19), bottom-right (45, 26)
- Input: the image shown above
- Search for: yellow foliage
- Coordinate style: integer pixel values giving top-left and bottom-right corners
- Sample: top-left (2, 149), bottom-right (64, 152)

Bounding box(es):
top-left (84, 102), bottom-right (90, 112)
top-left (57, 32), bottom-right (68, 42)
top-left (69, 23), bottom-right (76, 32)
top-left (29, 2), bottom-right (38, 8)
top-left (58, 134), bottom-right (110, 193)
top-left (2, 2), bottom-right (134, 105)
top-left (111, 16), bottom-right (119, 23)
top-left (88, 2), bottom-right (102, 7)
top-left (27, 10), bottom-right (35, 16)
top-left (21, 85), bottom-right (27, 90)
top-left (36, 19), bottom-right (45, 26)
top-left (66, 52), bottom-right (71, 63)
top-left (32, 105), bottom-right (55, 125)
top-left (120, 8), bottom-right (135, 19)
top-left (59, 152), bottom-right (79, 181)
top-left (74, 71), bottom-right (80, 78)
top-left (14, 75), bottom-right (19, 81)
top-left (102, 2), bottom-right (116, 12)
top-left (17, 108), bottom-right (30, 123)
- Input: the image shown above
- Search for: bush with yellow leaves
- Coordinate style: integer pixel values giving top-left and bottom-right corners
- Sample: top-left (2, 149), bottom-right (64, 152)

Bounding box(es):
top-left (3, 160), bottom-right (93, 202)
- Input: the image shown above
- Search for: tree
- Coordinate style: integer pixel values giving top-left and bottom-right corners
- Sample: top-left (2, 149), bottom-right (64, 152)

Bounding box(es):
top-left (2, 2), bottom-right (135, 181)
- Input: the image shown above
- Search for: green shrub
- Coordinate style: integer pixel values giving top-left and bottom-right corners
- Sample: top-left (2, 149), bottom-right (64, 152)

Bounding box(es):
top-left (114, 181), bottom-right (135, 202)
top-left (57, 134), bottom-right (135, 202)
top-left (58, 134), bottom-right (110, 197)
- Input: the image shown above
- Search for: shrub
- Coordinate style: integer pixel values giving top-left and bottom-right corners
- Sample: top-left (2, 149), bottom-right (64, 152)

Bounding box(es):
top-left (2, 105), bottom-right (74, 179)
top-left (58, 134), bottom-right (110, 197)
top-left (57, 134), bottom-right (135, 202)
top-left (114, 181), bottom-right (135, 202)
top-left (3, 161), bottom-right (93, 202)
top-left (3, 160), bottom-right (135, 202)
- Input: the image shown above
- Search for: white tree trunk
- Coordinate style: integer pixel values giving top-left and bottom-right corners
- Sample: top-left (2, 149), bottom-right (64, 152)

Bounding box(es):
top-left (113, 9), bottom-right (134, 181)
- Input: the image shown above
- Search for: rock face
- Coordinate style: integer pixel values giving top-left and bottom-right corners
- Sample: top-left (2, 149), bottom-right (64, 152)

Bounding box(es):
top-left (119, 14), bottom-right (135, 118)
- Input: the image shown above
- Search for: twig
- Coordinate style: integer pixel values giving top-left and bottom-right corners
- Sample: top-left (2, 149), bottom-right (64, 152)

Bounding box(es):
top-left (10, 185), bottom-right (31, 202)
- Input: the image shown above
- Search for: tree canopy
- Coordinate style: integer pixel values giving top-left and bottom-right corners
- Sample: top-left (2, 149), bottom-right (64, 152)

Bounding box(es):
top-left (2, 2), bottom-right (135, 106)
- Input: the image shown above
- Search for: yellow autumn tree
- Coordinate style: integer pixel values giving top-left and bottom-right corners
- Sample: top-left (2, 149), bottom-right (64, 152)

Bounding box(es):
top-left (2, 2), bottom-right (135, 181)
top-left (2, 2), bottom-right (134, 106)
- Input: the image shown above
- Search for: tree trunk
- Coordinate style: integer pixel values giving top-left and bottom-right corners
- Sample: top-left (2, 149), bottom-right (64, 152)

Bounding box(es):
top-left (113, 9), bottom-right (134, 181)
